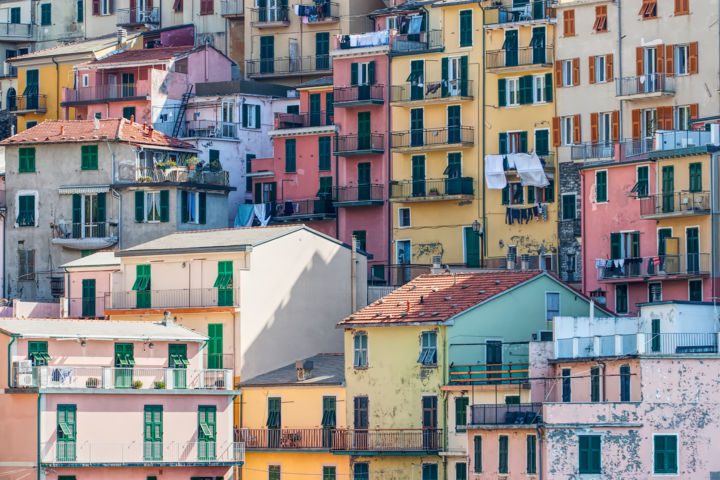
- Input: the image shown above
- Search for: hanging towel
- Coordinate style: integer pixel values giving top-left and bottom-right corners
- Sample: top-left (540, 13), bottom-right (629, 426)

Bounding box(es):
top-left (512, 152), bottom-right (550, 187)
top-left (234, 204), bottom-right (255, 228)
top-left (408, 15), bottom-right (423, 34)
top-left (253, 204), bottom-right (271, 227)
top-left (294, 4), bottom-right (301, 14)
top-left (484, 154), bottom-right (507, 189)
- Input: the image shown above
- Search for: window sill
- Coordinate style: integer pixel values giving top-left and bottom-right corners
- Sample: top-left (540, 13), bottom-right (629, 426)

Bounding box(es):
top-left (353, 366), bottom-right (369, 370)
top-left (419, 363), bottom-right (438, 368)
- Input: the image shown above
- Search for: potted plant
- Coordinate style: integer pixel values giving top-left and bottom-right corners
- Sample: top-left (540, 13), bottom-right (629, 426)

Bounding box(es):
top-left (85, 377), bottom-right (99, 388)
top-left (153, 381), bottom-right (166, 389)
top-left (208, 159), bottom-right (223, 172)
top-left (131, 380), bottom-right (143, 389)
top-left (155, 160), bottom-right (176, 170)
top-left (429, 188), bottom-right (440, 196)
top-left (137, 176), bottom-right (153, 183)
top-left (185, 156), bottom-right (199, 170)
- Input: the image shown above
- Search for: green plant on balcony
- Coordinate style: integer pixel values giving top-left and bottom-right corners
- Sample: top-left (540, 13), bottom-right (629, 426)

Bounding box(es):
top-left (429, 188), bottom-right (440, 196)
top-left (155, 160), bottom-right (176, 170)
top-left (131, 380), bottom-right (143, 389)
top-left (85, 377), bottom-right (99, 388)
top-left (208, 159), bottom-right (223, 172)
top-left (153, 381), bottom-right (166, 389)
top-left (185, 156), bottom-right (199, 170)
top-left (137, 176), bottom-right (153, 183)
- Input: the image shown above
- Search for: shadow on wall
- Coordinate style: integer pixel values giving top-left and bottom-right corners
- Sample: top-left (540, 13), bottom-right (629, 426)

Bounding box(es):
top-left (9, 299), bottom-right (60, 318)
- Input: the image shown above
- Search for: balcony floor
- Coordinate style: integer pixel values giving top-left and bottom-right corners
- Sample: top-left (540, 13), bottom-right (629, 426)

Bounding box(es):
top-left (333, 199), bottom-right (384, 207)
top-left (616, 91), bottom-right (675, 101)
top-left (251, 20), bottom-right (290, 28)
top-left (392, 141), bottom-right (474, 153)
top-left (640, 209), bottom-right (710, 220)
top-left (391, 95), bottom-right (473, 107)
top-left (486, 62), bottom-right (552, 74)
top-left (390, 193), bottom-right (474, 203)
top-left (248, 69), bottom-right (332, 80)
top-left (333, 149), bottom-right (384, 156)
top-left (334, 99), bottom-right (384, 108)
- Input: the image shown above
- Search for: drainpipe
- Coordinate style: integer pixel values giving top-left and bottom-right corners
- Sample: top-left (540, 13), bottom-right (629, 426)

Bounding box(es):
top-left (51, 56), bottom-right (59, 120)
top-left (2, 206), bottom-right (6, 297)
top-left (480, 5), bottom-right (487, 263)
top-left (386, 52), bottom-right (392, 271)
top-left (4, 333), bottom-right (17, 386)
top-left (111, 188), bottom-right (121, 249)
top-left (536, 425), bottom-right (544, 480)
top-left (617, 0), bottom-right (623, 138)
top-left (37, 392), bottom-right (42, 480)
top-left (711, 152), bottom-right (719, 304)
top-left (351, 235), bottom-right (357, 312)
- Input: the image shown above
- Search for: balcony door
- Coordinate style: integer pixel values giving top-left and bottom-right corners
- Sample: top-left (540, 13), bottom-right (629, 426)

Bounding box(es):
top-left (411, 155), bottom-right (426, 197)
top-left (114, 343), bottom-right (134, 388)
top-left (260, 36), bottom-right (274, 74)
top-left (353, 396), bottom-right (369, 449)
top-left (409, 60), bottom-right (424, 101)
top-left (661, 166), bottom-right (674, 213)
top-left (486, 340), bottom-right (502, 380)
top-left (422, 396), bottom-right (438, 450)
top-left (410, 108), bottom-right (424, 147)
top-left (358, 162), bottom-right (371, 201)
top-left (644, 47), bottom-right (657, 92)
top-left (25, 69), bottom-right (38, 109)
top-left (168, 343), bottom-right (187, 388)
top-left (447, 105), bottom-right (461, 143)
top-left (463, 227), bottom-right (480, 268)
top-left (316, 32), bottom-right (330, 70)
top-left (121, 73), bottom-right (135, 97)
top-left (531, 27), bottom-right (545, 64)
top-left (310, 93), bottom-right (322, 126)
top-left (503, 30), bottom-right (518, 67)
top-left (357, 111), bottom-right (371, 150)
top-left (686, 227), bottom-right (699, 273)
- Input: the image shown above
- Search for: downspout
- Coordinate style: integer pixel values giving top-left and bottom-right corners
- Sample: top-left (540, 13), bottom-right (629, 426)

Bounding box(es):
top-left (480, 5), bottom-right (487, 263)
top-left (442, 326), bottom-right (449, 476)
top-left (5, 333), bottom-right (17, 386)
top-left (387, 50), bottom-right (392, 269)
top-left (711, 151), bottom-right (719, 304)
top-left (536, 425), bottom-right (543, 480)
top-left (617, 0), bottom-right (623, 138)
top-left (37, 392), bottom-right (42, 480)
top-left (2, 206), bottom-right (6, 297)
top-left (51, 56), bottom-right (60, 121)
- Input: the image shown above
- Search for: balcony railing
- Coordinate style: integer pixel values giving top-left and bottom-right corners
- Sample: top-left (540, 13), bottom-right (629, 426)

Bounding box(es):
top-left (51, 222), bottom-right (119, 250)
top-left (333, 85), bottom-right (385, 106)
top-left (390, 30), bottom-right (443, 53)
top-left (596, 254), bottom-right (711, 280)
top-left (106, 287), bottom-right (240, 310)
top-left (249, 6), bottom-right (290, 25)
top-left (623, 137), bottom-right (654, 157)
top-left (246, 56), bottom-right (331, 78)
top-left (470, 403), bottom-right (543, 425)
top-left (486, 46), bottom-right (553, 69)
top-left (556, 332), bottom-right (720, 359)
top-left (0, 22), bottom-right (32, 37)
top-left (63, 83), bottom-right (151, 104)
top-left (15, 94), bottom-right (47, 112)
top-left (274, 111), bottom-right (333, 129)
top-left (390, 177), bottom-right (474, 200)
top-left (391, 126), bottom-right (474, 150)
top-left (449, 362), bottom-right (529, 385)
top-left (116, 7), bottom-right (160, 26)
top-left (185, 120), bottom-right (242, 139)
top-left (221, 0), bottom-right (244, 15)
top-left (42, 441), bottom-right (244, 465)
top-left (332, 429), bottom-right (442, 452)
top-left (484, 1), bottom-right (555, 25)
top-left (617, 73), bottom-right (675, 97)
top-left (391, 79), bottom-right (473, 104)
top-left (12, 365), bottom-right (233, 390)
top-left (63, 296), bottom-right (108, 319)
top-left (369, 264), bottom-right (432, 287)
top-left (268, 198), bottom-right (336, 219)
top-left (134, 166), bottom-right (230, 186)
top-left (570, 142), bottom-right (615, 162)
top-left (332, 184), bottom-right (384, 205)
top-left (639, 191), bottom-right (711, 218)
top-left (656, 130), bottom-right (713, 150)
top-left (334, 133), bottom-right (384, 155)
top-left (237, 428), bottom-right (333, 450)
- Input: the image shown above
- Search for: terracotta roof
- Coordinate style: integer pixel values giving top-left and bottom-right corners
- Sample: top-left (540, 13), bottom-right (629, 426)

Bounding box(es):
top-left (0, 119), bottom-right (195, 150)
top-left (339, 271), bottom-right (546, 326)
top-left (86, 45), bottom-right (197, 66)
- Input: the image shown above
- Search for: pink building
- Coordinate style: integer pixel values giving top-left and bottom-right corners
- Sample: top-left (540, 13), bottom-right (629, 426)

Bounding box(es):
top-left (0, 317), bottom-right (243, 479)
top-left (62, 44), bottom-right (233, 136)
top-left (61, 251), bottom-right (120, 318)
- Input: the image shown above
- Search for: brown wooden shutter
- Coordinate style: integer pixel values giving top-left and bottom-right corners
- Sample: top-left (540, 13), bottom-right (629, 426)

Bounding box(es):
top-left (656, 45), bottom-right (664, 73)
top-left (555, 61), bottom-right (563, 87)
top-left (147, 0), bottom-right (153, 8)
top-left (589, 56), bottom-right (595, 84)
top-left (632, 109), bottom-right (642, 138)
top-left (572, 58), bottom-right (580, 86)
top-left (657, 106), bottom-right (670, 130)
top-left (666, 107), bottom-right (674, 130)
top-left (552, 117), bottom-right (561, 147)
top-left (665, 45), bottom-right (674, 75)
top-left (611, 110), bottom-right (620, 141)
top-left (636, 47), bottom-right (644, 76)
top-left (590, 112), bottom-right (599, 143)
top-left (109, 0), bottom-right (114, 13)
top-left (675, 0), bottom-right (689, 15)
top-left (563, 10), bottom-right (575, 37)
top-left (606, 54), bottom-right (613, 80)
top-left (92, 0), bottom-right (100, 15)
top-left (573, 114), bottom-right (581, 143)
top-left (690, 103), bottom-right (698, 122)
top-left (689, 41), bottom-right (698, 74)
top-left (173, 0), bottom-right (183, 11)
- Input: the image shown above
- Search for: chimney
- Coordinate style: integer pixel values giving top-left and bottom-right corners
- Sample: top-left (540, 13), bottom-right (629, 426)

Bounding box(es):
top-left (117, 28), bottom-right (127, 45)
top-left (162, 310), bottom-right (173, 326)
top-left (296, 360), bottom-right (314, 381)
top-left (430, 255), bottom-right (443, 274)
top-left (59, 125), bottom-right (64, 136)
top-left (93, 117), bottom-right (100, 131)
top-left (130, 114), bottom-right (135, 123)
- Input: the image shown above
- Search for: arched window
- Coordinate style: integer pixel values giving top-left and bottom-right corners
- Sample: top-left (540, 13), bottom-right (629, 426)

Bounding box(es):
top-left (6, 87), bottom-right (16, 111)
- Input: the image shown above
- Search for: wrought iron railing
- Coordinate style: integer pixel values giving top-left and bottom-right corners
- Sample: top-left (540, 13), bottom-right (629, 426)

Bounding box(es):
top-left (333, 85), bottom-right (385, 105)
top-left (470, 403), bottom-right (543, 425)
top-left (390, 29), bottom-right (443, 53)
top-left (332, 429), bottom-right (442, 452)
top-left (237, 428), bottom-right (334, 449)
top-left (63, 83), bottom-right (151, 103)
top-left (246, 56), bottom-right (332, 77)
top-left (116, 7), bottom-right (160, 25)
top-left (486, 46), bottom-right (553, 68)
top-left (484, 1), bottom-right (555, 25)
top-left (274, 111), bottom-right (333, 129)
top-left (332, 184), bottom-right (383, 204)
top-left (391, 79), bottom-right (473, 103)
top-left (42, 441), bottom-right (244, 464)
top-left (617, 73), bottom-right (675, 96)
top-left (391, 126), bottom-right (474, 149)
top-left (334, 133), bottom-right (384, 154)
top-left (596, 254), bottom-right (711, 280)
top-left (639, 191), bottom-right (711, 218)
top-left (249, 6), bottom-right (290, 24)
top-left (134, 166), bottom-right (230, 186)
top-left (106, 287), bottom-right (241, 309)
top-left (16, 94), bottom-right (47, 111)
top-left (390, 177), bottom-right (474, 199)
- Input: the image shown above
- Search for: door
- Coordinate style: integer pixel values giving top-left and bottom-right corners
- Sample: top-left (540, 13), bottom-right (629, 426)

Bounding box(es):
top-left (686, 227), bottom-right (699, 272)
top-left (412, 155), bottom-right (426, 196)
top-left (464, 227), bottom-right (480, 268)
top-left (217, 260), bottom-right (234, 306)
top-left (662, 166), bottom-right (674, 213)
top-left (135, 264), bottom-right (151, 309)
top-left (410, 60), bottom-right (424, 100)
top-left (114, 343), bottom-right (134, 388)
top-left (644, 47), bottom-right (657, 92)
top-left (446, 153), bottom-right (462, 194)
top-left (310, 93), bottom-right (322, 126)
top-left (353, 396), bottom-right (369, 449)
top-left (208, 324), bottom-right (223, 369)
top-left (651, 318), bottom-right (661, 352)
top-left (121, 73), bottom-right (135, 97)
top-left (267, 397), bottom-right (281, 448)
top-left (358, 162), bottom-right (371, 201)
top-left (198, 406), bottom-right (216, 460)
top-left (25, 69), bottom-right (38, 109)
top-left (531, 27), bottom-right (545, 64)
top-left (504, 30), bottom-right (518, 67)
top-left (316, 32), bottom-right (329, 70)
top-left (447, 57), bottom-right (461, 97)
top-left (447, 105), bottom-right (461, 143)
top-left (168, 344), bottom-right (187, 388)
top-left (486, 340), bottom-right (502, 380)
top-left (143, 405), bottom-right (163, 460)
top-left (422, 396), bottom-right (438, 450)
top-left (410, 108), bottom-right (424, 147)
top-left (81, 279), bottom-right (95, 318)
top-left (260, 36), bottom-right (274, 74)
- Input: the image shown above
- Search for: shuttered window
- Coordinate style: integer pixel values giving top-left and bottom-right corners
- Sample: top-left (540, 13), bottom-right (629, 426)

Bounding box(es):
top-left (285, 139), bottom-right (296, 173)
top-left (198, 406), bottom-right (216, 460)
top-left (455, 396), bottom-right (469, 427)
top-left (267, 397), bottom-right (281, 427)
top-left (595, 170), bottom-right (607, 202)
top-left (579, 435), bottom-right (601, 473)
top-left (18, 195), bottom-right (35, 226)
top-left (57, 405), bottom-right (77, 461)
top-left (654, 435), bottom-right (678, 474)
top-left (639, 0), bottom-right (657, 18)
top-left (527, 435), bottom-right (537, 474)
top-left (689, 162), bottom-right (702, 192)
top-left (200, 0), bottom-right (213, 14)
top-left (319, 136), bottom-right (331, 171)
top-left (473, 436), bottom-right (482, 472)
top-left (563, 10), bottom-right (575, 36)
top-left (459, 10), bottom-right (472, 47)
top-left (81, 145), bottom-right (98, 170)
top-left (321, 396), bottom-right (336, 427)
top-left (593, 6), bottom-right (607, 32)
top-left (19, 147), bottom-right (35, 172)
top-left (144, 405), bottom-right (163, 460)
top-left (498, 435), bottom-right (508, 473)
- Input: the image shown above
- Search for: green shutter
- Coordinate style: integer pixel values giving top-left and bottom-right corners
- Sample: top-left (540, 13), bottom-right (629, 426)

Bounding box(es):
top-left (637, 166), bottom-right (649, 197)
top-left (536, 129), bottom-right (549, 155)
top-left (242, 104), bottom-right (248, 128)
top-left (81, 145), bottom-right (98, 170)
top-left (631, 232), bottom-right (640, 258)
top-left (527, 435), bottom-right (537, 474)
top-left (319, 136), bottom-right (331, 170)
top-left (207, 324), bottom-right (223, 369)
top-left (199, 192), bottom-right (206, 224)
top-left (499, 132), bottom-right (508, 154)
top-left (322, 396), bottom-right (336, 426)
top-left (519, 131), bottom-right (528, 152)
top-left (460, 10), bottom-right (472, 47)
top-left (689, 162), bottom-right (702, 192)
top-left (441, 57), bottom-right (449, 97)
top-left (498, 78), bottom-right (506, 107)
top-left (216, 260), bottom-right (233, 306)
top-left (181, 191), bottom-right (189, 223)
top-left (57, 405), bottom-right (77, 461)
top-left (285, 139), bottom-right (296, 173)
top-left (198, 406), bottom-right (217, 460)
top-left (254, 183), bottom-right (262, 204)
top-left (596, 171), bottom-right (607, 202)
top-left (267, 397), bottom-right (281, 427)
top-left (72, 194), bottom-right (81, 228)
top-left (159, 190), bottom-right (169, 222)
top-left (255, 105), bottom-right (261, 129)
top-left (350, 63), bottom-right (358, 86)
top-left (143, 405), bottom-right (163, 461)
top-left (19, 147), bottom-right (35, 172)
top-left (545, 73), bottom-right (553, 102)
top-left (498, 435), bottom-right (508, 473)
top-left (520, 75), bottom-right (532, 104)
top-left (473, 436), bottom-right (482, 473)
top-left (527, 186), bottom-right (536, 204)
top-left (368, 61), bottom-right (376, 85)
top-left (135, 191), bottom-right (145, 222)
top-left (502, 185), bottom-right (509, 205)
top-left (81, 279), bottom-right (96, 318)
top-left (610, 232), bottom-right (621, 259)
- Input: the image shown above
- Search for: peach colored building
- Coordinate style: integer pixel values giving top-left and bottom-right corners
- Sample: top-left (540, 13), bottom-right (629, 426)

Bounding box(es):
top-left (0, 317), bottom-right (243, 479)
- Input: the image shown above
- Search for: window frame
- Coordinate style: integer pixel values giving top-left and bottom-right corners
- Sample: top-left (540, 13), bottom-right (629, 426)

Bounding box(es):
top-left (506, 77), bottom-right (519, 106)
top-left (19, 147), bottom-right (35, 173)
top-left (639, 0), bottom-right (658, 19)
top-left (562, 60), bottom-right (573, 87)
top-left (688, 279), bottom-right (703, 301)
top-left (561, 116), bottom-right (574, 146)
top-left (459, 10), bottom-right (473, 47)
top-left (595, 170), bottom-right (608, 203)
top-left (418, 330), bottom-right (438, 366)
top-left (398, 207), bottom-right (411, 228)
top-left (454, 396), bottom-right (469, 429)
top-left (561, 193), bottom-right (576, 220)
top-left (578, 435), bottom-right (602, 474)
top-left (473, 435), bottom-right (482, 473)
top-left (353, 332), bottom-right (368, 368)
top-left (619, 364), bottom-right (631, 402)
top-left (636, 165), bottom-right (649, 198)
top-left (675, 45), bottom-right (689, 76)
top-left (653, 434), bottom-right (678, 474)
top-left (595, 55), bottom-right (607, 83)
top-left (498, 435), bottom-right (509, 474)
top-left (545, 291), bottom-right (560, 322)
top-left (533, 74), bottom-right (546, 103)
top-left (17, 191), bottom-right (38, 227)
top-left (144, 191), bottom-right (162, 223)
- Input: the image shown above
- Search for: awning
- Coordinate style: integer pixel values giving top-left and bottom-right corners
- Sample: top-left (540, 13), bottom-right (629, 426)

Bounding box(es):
top-left (30, 352), bottom-right (51, 362)
top-left (116, 354), bottom-right (135, 366)
top-left (171, 354), bottom-right (189, 367)
top-left (417, 347), bottom-right (436, 364)
top-left (58, 422), bottom-right (72, 436)
top-left (58, 185), bottom-right (110, 195)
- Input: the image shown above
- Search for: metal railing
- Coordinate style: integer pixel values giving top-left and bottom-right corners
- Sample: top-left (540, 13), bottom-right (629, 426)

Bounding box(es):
top-left (333, 85), bottom-right (385, 105)
top-left (596, 254), bottom-right (711, 280)
top-left (42, 441), bottom-right (244, 464)
top-left (0, 22), bottom-right (32, 37)
top-left (249, 6), bottom-right (290, 24)
top-left (185, 120), bottom-right (243, 139)
top-left (106, 287), bottom-right (240, 309)
top-left (656, 130), bottom-right (713, 150)
top-left (274, 111), bottom-right (333, 129)
top-left (449, 362), bottom-right (530, 385)
top-left (484, 1), bottom-right (555, 25)
top-left (570, 142), bottom-right (615, 162)
top-left (486, 46), bottom-right (553, 69)
top-left (391, 126), bottom-right (474, 149)
top-left (639, 191), bottom-right (711, 218)
top-left (334, 133), bottom-right (384, 154)
top-left (12, 365), bottom-right (233, 390)
top-left (390, 177), bottom-right (474, 199)
top-left (369, 264), bottom-right (432, 287)
top-left (617, 73), bottom-right (675, 96)
top-left (63, 83), bottom-right (151, 104)
top-left (391, 79), bottom-right (473, 103)
top-left (269, 198), bottom-right (336, 218)
top-left (390, 29), bottom-right (443, 53)
top-left (332, 429), bottom-right (442, 452)
top-left (332, 184), bottom-right (384, 204)
top-left (116, 7), bottom-right (160, 25)
top-left (63, 296), bottom-right (108, 318)
top-left (556, 332), bottom-right (719, 358)
top-left (16, 94), bottom-right (47, 112)
top-left (295, 2), bottom-right (339, 21)
top-left (237, 428), bottom-right (334, 449)
top-left (221, 0), bottom-right (244, 15)
top-left (246, 56), bottom-right (332, 77)
top-left (470, 403), bottom-right (543, 425)
top-left (134, 166), bottom-right (230, 186)
top-left (622, 137), bottom-right (654, 157)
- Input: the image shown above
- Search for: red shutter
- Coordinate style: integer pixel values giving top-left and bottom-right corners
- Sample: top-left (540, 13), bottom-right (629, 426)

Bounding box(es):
top-left (573, 114), bottom-right (581, 144)
top-left (690, 103), bottom-right (698, 122)
top-left (632, 109), bottom-right (641, 138)
top-left (552, 117), bottom-right (561, 147)
top-left (173, 0), bottom-right (182, 11)
top-left (555, 61), bottom-right (562, 87)
top-left (588, 56), bottom-right (595, 84)
top-left (147, 0), bottom-right (153, 8)
top-left (92, 0), bottom-right (99, 15)
top-left (611, 110), bottom-right (620, 141)
top-left (590, 112), bottom-right (599, 143)
top-left (656, 44), bottom-right (664, 73)
top-left (689, 41), bottom-right (698, 74)
top-left (606, 54), bottom-right (613, 80)
top-left (109, 0), bottom-right (114, 13)
top-left (636, 47), bottom-right (644, 76)
top-left (572, 58), bottom-right (580, 86)
top-left (665, 45), bottom-right (674, 75)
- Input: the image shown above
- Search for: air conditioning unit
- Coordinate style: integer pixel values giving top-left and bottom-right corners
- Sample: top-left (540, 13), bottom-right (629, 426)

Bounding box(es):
top-left (15, 373), bottom-right (34, 388)
top-left (14, 360), bottom-right (32, 373)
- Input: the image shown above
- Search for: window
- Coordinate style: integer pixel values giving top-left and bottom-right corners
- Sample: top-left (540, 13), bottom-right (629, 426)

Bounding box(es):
top-left (215, 260), bottom-right (233, 306)
top-left (81, 74), bottom-right (89, 87)
top-left (351, 62), bottom-right (375, 86)
top-left (675, 45), bottom-right (689, 75)
top-left (10, 7), bottom-right (20, 23)
top-left (506, 77), bottom-right (519, 106)
top-left (674, 0), bottom-right (689, 15)
top-left (473, 436), bottom-right (482, 473)
top-left (269, 465), bottom-right (281, 480)
top-left (101, 0), bottom-right (111, 15)
top-left (689, 162), bottom-right (702, 192)
top-left (689, 279), bottom-right (703, 301)
top-left (594, 55), bottom-right (606, 83)
top-left (593, 5), bottom-right (607, 32)
top-left (422, 464), bottom-right (438, 480)
top-left (122, 106), bottom-right (135, 121)
top-left (620, 364), bottom-right (630, 401)
top-left (353, 333), bottom-right (368, 367)
top-left (545, 292), bottom-right (560, 321)
top-left (323, 466), bottom-right (336, 480)
top-left (353, 463), bottom-right (369, 480)
top-left (636, 166), bottom-right (649, 197)
top-left (143, 405), bottom-right (163, 460)
top-left (535, 129), bottom-right (550, 156)
top-left (563, 9), bottom-right (575, 36)
top-left (615, 284), bottom-right (628, 314)
top-left (19, 147), bottom-right (35, 172)
top-left (611, 232), bottom-right (640, 260)
top-left (40, 3), bottom-right (51, 25)
top-left (675, 105), bottom-right (690, 131)
top-left (459, 10), bottom-right (472, 47)
top-left (246, 154), bottom-right (254, 192)
top-left (562, 194), bottom-right (576, 220)
top-left (242, 103), bottom-right (260, 129)
top-left (455, 462), bottom-right (467, 480)
top-left (266, 397), bottom-right (281, 428)
top-left (132, 264), bottom-right (151, 308)
top-left (81, 279), bottom-right (95, 318)
top-left (81, 145), bottom-right (98, 170)
top-left (527, 435), bottom-right (537, 474)
top-left (639, 0), bottom-right (657, 18)
top-left (503, 182), bottom-right (524, 206)
top-left (198, 406), bottom-right (216, 460)
top-left (398, 207), bottom-right (411, 228)
top-left (561, 368), bottom-right (571, 402)
top-left (590, 366), bottom-right (601, 402)
top-left (28, 341), bottom-right (50, 366)
top-left (648, 282), bottom-right (662, 302)
top-left (578, 435), bottom-right (601, 474)
top-left (25, 121), bottom-right (38, 129)
top-left (136, 191), bottom-right (169, 223)
top-left (285, 139), bottom-right (296, 173)
top-left (18, 194), bottom-right (36, 227)
top-left (18, 248), bottom-right (35, 280)
top-left (561, 116), bottom-right (574, 145)
top-left (595, 170), bottom-right (607, 202)
top-left (57, 405), bottom-right (77, 461)
top-left (173, 0), bottom-right (184, 12)
top-left (321, 396), bottom-right (336, 427)
top-left (642, 109), bottom-right (657, 138)
top-left (498, 435), bottom-right (508, 474)
top-left (654, 435), bottom-right (678, 474)
top-left (533, 74), bottom-right (547, 103)
top-left (319, 136), bottom-right (331, 171)
top-left (200, 0), bottom-right (214, 15)
top-left (418, 331), bottom-right (437, 365)
top-left (77, 0), bottom-right (83, 21)
top-left (352, 230), bottom-right (366, 252)
top-left (455, 396), bottom-right (469, 428)
top-left (181, 191), bottom-right (206, 224)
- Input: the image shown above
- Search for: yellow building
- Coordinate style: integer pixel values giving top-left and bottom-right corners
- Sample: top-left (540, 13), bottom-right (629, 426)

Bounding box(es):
top-left (388, 1), bottom-right (484, 267)
top-left (239, 354), bottom-right (349, 480)
top-left (482, 1), bottom-right (558, 267)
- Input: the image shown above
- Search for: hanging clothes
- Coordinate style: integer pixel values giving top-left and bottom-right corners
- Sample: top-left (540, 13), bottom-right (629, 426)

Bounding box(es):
top-left (512, 152), bottom-right (550, 187)
top-left (484, 155), bottom-right (507, 189)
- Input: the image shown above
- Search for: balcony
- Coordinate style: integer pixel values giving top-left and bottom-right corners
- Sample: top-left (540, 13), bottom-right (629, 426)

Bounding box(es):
top-left (486, 46), bottom-right (553, 71)
top-left (15, 94), bottom-right (47, 114)
top-left (390, 177), bottom-right (474, 202)
top-left (274, 111), bottom-right (333, 130)
top-left (116, 7), bottom-right (160, 26)
top-left (266, 198), bottom-right (336, 222)
top-left (221, 0), bottom-right (244, 16)
top-left (249, 6), bottom-right (290, 27)
top-left (391, 79), bottom-right (473, 106)
top-left (51, 222), bottom-right (119, 251)
top-left (617, 73), bottom-right (675, 99)
top-left (369, 264), bottom-right (432, 287)
top-left (62, 83), bottom-right (151, 106)
top-left (41, 441), bottom-right (244, 466)
top-left (449, 362), bottom-right (529, 385)
top-left (237, 428), bottom-right (334, 450)
top-left (332, 184), bottom-right (384, 207)
top-left (333, 85), bottom-right (385, 107)
top-left (639, 191), bottom-right (711, 219)
top-left (334, 133), bottom-right (384, 156)
top-left (470, 403), bottom-right (543, 426)
top-left (62, 295), bottom-right (108, 318)
top-left (390, 30), bottom-right (443, 54)
top-left (246, 56), bottom-right (331, 79)
top-left (333, 429), bottom-right (442, 453)
top-left (106, 287), bottom-right (241, 310)
top-left (134, 166), bottom-right (230, 187)
top-left (555, 332), bottom-right (720, 359)
top-left (484, 1), bottom-right (555, 27)
top-left (391, 126), bottom-right (474, 152)
top-left (0, 22), bottom-right (32, 39)
top-left (12, 365), bottom-right (233, 390)
top-left (185, 120), bottom-right (243, 139)
top-left (596, 254), bottom-right (710, 282)
top-left (570, 142), bottom-right (615, 164)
